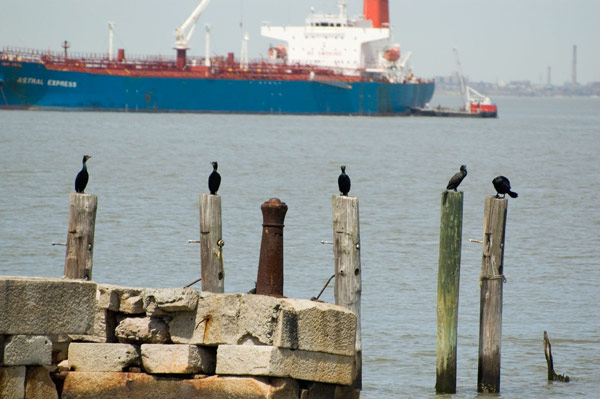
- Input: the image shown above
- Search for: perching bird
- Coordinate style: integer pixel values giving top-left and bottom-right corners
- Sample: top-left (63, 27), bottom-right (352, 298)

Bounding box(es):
top-left (208, 161), bottom-right (221, 195)
top-left (492, 176), bottom-right (518, 198)
top-left (74, 155), bottom-right (91, 193)
top-left (446, 165), bottom-right (467, 191)
top-left (338, 165), bottom-right (351, 196)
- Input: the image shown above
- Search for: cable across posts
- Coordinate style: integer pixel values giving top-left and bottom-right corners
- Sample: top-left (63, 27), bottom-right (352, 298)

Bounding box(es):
top-left (436, 191), bottom-right (464, 393)
top-left (477, 196), bottom-right (508, 393)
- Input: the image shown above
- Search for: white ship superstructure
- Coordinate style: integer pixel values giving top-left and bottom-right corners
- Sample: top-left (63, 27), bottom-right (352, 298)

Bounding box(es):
top-left (261, 0), bottom-right (405, 77)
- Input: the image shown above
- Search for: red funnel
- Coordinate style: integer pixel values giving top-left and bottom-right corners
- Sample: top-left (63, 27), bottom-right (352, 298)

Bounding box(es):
top-left (363, 0), bottom-right (389, 28)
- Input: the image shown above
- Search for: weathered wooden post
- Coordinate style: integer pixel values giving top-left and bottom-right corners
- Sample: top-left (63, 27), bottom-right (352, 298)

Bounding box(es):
top-left (332, 195), bottom-right (362, 389)
top-left (64, 192), bottom-right (97, 280)
top-left (255, 198), bottom-right (287, 297)
top-left (436, 191), bottom-right (463, 393)
top-left (199, 193), bottom-right (225, 292)
top-left (477, 196), bottom-right (508, 393)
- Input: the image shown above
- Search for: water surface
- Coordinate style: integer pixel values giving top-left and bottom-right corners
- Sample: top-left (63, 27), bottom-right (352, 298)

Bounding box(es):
top-left (1, 95), bottom-right (599, 398)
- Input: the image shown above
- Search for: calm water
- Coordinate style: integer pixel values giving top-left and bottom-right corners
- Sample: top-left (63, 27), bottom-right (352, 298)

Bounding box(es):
top-left (1, 96), bottom-right (599, 398)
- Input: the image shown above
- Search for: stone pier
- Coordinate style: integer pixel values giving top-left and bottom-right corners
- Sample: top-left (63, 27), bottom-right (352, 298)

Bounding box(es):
top-left (0, 276), bottom-right (359, 399)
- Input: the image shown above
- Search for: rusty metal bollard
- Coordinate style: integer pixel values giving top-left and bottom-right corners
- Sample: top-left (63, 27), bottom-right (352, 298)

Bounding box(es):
top-left (255, 198), bottom-right (288, 297)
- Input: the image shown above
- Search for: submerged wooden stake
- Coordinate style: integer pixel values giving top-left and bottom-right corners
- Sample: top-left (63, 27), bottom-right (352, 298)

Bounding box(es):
top-left (332, 195), bottom-right (362, 389)
top-left (199, 194), bottom-right (224, 293)
top-left (477, 196), bottom-right (508, 393)
top-left (64, 192), bottom-right (97, 280)
top-left (544, 331), bottom-right (570, 382)
top-left (436, 191), bottom-right (463, 393)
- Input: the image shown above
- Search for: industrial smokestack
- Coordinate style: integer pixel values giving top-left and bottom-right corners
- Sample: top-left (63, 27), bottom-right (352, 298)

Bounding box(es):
top-left (571, 45), bottom-right (577, 85)
top-left (363, 0), bottom-right (390, 28)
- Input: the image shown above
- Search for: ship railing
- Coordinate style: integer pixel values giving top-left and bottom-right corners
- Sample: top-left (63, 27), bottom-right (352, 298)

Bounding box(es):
top-left (1, 46), bottom-right (51, 62)
top-left (1, 46), bottom-right (179, 69)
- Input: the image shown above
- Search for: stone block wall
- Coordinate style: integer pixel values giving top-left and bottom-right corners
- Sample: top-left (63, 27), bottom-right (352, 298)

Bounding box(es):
top-left (0, 277), bottom-right (359, 399)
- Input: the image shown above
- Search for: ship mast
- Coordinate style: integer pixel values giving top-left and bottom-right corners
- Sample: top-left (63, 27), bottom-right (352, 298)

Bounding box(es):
top-left (62, 41), bottom-right (70, 59)
top-left (338, 0), bottom-right (347, 19)
top-left (205, 25), bottom-right (211, 67)
top-left (108, 23), bottom-right (115, 61)
top-left (241, 33), bottom-right (249, 69)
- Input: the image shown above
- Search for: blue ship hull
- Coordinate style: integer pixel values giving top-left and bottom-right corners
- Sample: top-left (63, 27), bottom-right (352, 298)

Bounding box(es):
top-left (0, 61), bottom-right (434, 115)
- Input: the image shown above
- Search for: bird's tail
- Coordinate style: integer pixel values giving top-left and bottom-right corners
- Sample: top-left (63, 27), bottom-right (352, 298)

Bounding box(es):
top-left (508, 190), bottom-right (518, 198)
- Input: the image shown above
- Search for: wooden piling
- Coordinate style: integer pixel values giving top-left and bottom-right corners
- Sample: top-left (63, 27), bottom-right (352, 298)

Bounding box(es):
top-left (477, 196), bottom-right (508, 393)
top-left (332, 195), bottom-right (362, 389)
top-left (64, 192), bottom-right (97, 280)
top-left (199, 194), bottom-right (224, 293)
top-left (436, 191), bottom-right (463, 394)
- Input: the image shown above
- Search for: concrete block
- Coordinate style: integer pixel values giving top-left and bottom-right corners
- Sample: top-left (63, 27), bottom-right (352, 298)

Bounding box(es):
top-left (119, 295), bottom-right (144, 314)
top-left (0, 366), bottom-right (25, 399)
top-left (61, 372), bottom-right (299, 399)
top-left (238, 294), bottom-right (284, 345)
top-left (3, 336), bottom-right (52, 366)
top-left (24, 366), bottom-right (58, 399)
top-left (68, 343), bottom-right (140, 372)
top-left (69, 305), bottom-right (119, 343)
top-left (115, 317), bottom-right (170, 344)
top-left (96, 285), bottom-right (145, 313)
top-left (169, 293), bottom-right (242, 345)
top-left (170, 293), bottom-right (356, 357)
top-left (92, 308), bottom-right (118, 342)
top-left (96, 285), bottom-right (119, 311)
top-left (141, 344), bottom-right (215, 374)
top-left (143, 288), bottom-right (199, 316)
top-left (275, 299), bottom-right (356, 356)
top-left (0, 277), bottom-right (96, 335)
top-left (216, 345), bottom-right (354, 386)
top-left (169, 293), bottom-right (284, 347)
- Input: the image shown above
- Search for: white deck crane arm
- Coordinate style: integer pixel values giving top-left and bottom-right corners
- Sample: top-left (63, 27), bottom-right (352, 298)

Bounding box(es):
top-left (175, 0), bottom-right (212, 49)
top-left (453, 48), bottom-right (467, 103)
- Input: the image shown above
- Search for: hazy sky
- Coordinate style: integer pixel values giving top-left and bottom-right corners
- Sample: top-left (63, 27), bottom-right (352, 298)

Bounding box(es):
top-left (2, 0), bottom-right (598, 84)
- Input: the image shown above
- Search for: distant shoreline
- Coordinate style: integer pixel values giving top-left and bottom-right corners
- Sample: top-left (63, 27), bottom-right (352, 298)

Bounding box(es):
top-left (434, 79), bottom-right (600, 98)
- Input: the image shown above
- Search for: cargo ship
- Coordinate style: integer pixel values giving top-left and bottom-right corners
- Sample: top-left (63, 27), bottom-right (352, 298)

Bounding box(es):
top-left (0, 0), bottom-right (434, 115)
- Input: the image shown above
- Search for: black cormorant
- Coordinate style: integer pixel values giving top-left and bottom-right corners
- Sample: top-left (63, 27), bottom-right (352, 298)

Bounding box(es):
top-left (492, 176), bottom-right (518, 198)
top-left (208, 161), bottom-right (221, 195)
top-left (338, 165), bottom-right (351, 196)
top-left (446, 165), bottom-right (467, 191)
top-left (75, 155), bottom-right (91, 193)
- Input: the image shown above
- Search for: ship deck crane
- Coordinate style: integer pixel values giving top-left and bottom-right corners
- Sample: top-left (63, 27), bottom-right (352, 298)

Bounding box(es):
top-left (453, 48), bottom-right (468, 108)
top-left (453, 48), bottom-right (493, 110)
top-left (174, 0), bottom-right (212, 69)
top-left (175, 0), bottom-right (212, 50)
top-left (453, 48), bottom-right (497, 115)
